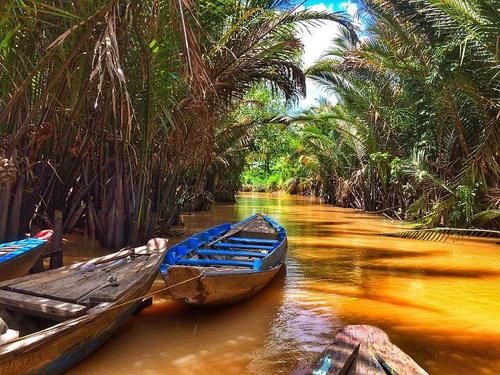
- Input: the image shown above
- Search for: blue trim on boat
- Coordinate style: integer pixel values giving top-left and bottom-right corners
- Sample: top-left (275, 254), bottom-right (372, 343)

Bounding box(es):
top-left (214, 242), bottom-right (274, 250)
top-left (227, 237), bottom-right (276, 244)
top-left (0, 238), bottom-right (47, 265)
top-left (177, 259), bottom-right (254, 268)
top-left (162, 214), bottom-right (286, 273)
top-left (196, 249), bottom-right (267, 258)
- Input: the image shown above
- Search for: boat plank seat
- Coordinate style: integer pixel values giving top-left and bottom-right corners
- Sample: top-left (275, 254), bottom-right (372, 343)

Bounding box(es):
top-left (228, 237), bottom-right (276, 244)
top-left (8, 268), bottom-right (114, 303)
top-left (237, 231), bottom-right (277, 240)
top-left (197, 249), bottom-right (267, 258)
top-left (8, 256), bottom-right (148, 303)
top-left (89, 256), bottom-right (154, 303)
top-left (0, 290), bottom-right (88, 321)
top-left (213, 243), bottom-right (274, 250)
top-left (177, 259), bottom-right (254, 268)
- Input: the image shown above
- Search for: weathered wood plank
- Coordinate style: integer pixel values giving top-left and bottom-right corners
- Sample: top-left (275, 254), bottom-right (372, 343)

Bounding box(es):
top-left (327, 329), bottom-right (361, 375)
top-left (0, 290), bottom-right (87, 321)
top-left (0, 245), bottom-right (165, 375)
top-left (294, 325), bottom-right (428, 375)
top-left (8, 258), bottom-right (134, 302)
top-left (90, 272), bottom-right (144, 303)
top-left (0, 249), bottom-right (134, 289)
top-left (372, 342), bottom-right (429, 375)
top-left (353, 342), bottom-right (385, 375)
top-left (164, 263), bottom-right (282, 305)
top-left (85, 257), bottom-right (150, 303)
top-left (238, 215), bottom-right (276, 235)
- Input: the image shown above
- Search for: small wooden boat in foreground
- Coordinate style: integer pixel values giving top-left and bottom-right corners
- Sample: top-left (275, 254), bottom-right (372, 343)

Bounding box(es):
top-left (0, 238), bottom-right (167, 375)
top-left (295, 325), bottom-right (428, 375)
top-left (0, 230), bottom-right (53, 282)
top-left (161, 214), bottom-right (287, 305)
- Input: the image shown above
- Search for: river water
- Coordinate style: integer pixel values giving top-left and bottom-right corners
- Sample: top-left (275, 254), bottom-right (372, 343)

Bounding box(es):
top-left (68, 192), bottom-right (500, 374)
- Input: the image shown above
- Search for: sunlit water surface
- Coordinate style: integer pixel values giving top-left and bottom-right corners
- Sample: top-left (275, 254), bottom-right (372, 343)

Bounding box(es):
top-left (66, 192), bottom-right (500, 374)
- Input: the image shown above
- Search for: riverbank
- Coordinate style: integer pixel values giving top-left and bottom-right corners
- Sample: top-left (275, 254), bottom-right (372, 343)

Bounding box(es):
top-left (64, 192), bottom-right (499, 374)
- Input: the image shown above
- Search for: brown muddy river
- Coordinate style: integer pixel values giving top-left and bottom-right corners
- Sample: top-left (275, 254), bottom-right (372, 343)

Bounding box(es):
top-left (67, 192), bottom-right (500, 374)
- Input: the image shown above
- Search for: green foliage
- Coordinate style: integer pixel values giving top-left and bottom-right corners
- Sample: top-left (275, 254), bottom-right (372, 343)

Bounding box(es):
top-left (242, 0), bottom-right (499, 230)
top-left (0, 0), bottom-right (355, 246)
top-left (300, 0), bottom-right (499, 228)
top-left (237, 86), bottom-right (300, 191)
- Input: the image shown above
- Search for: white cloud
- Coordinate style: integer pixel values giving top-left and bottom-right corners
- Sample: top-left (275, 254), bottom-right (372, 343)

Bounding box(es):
top-left (295, 2), bottom-right (356, 110)
top-left (340, 1), bottom-right (359, 18)
top-left (291, 1), bottom-right (365, 111)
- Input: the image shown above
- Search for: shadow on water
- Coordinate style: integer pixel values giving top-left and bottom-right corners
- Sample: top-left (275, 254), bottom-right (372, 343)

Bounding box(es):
top-left (70, 268), bottom-right (288, 374)
top-left (67, 192), bottom-right (500, 374)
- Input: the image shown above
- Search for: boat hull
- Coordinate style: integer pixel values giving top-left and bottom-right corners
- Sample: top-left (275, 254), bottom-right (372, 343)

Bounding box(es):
top-left (164, 264), bottom-right (283, 305)
top-left (0, 244), bottom-right (46, 282)
top-left (294, 325), bottom-right (428, 375)
top-left (161, 214), bottom-right (288, 305)
top-left (0, 251), bottom-right (163, 375)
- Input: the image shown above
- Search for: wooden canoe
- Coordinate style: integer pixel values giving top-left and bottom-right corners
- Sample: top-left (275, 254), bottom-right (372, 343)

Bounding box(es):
top-left (0, 238), bottom-right (167, 375)
top-left (0, 230), bottom-right (53, 282)
top-left (294, 325), bottom-right (428, 375)
top-left (160, 214), bottom-right (287, 305)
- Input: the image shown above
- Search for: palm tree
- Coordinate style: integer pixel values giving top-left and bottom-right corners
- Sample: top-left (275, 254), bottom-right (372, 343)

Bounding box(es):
top-left (0, 0), bottom-right (356, 246)
top-left (304, 0), bottom-right (499, 227)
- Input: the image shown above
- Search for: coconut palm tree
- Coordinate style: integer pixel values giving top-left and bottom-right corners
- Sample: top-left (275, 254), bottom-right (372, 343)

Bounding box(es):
top-left (0, 0), bottom-right (355, 246)
top-left (304, 0), bottom-right (499, 227)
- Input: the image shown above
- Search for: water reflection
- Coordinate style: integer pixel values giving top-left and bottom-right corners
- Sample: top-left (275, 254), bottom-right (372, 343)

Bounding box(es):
top-left (67, 192), bottom-right (500, 374)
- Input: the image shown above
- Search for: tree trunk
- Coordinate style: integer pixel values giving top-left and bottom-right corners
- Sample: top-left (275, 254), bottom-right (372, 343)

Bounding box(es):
top-left (7, 175), bottom-right (25, 240)
top-left (0, 183), bottom-right (11, 242)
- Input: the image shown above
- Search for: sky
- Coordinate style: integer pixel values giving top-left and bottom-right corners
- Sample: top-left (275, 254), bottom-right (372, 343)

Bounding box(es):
top-left (295, 0), bottom-right (362, 109)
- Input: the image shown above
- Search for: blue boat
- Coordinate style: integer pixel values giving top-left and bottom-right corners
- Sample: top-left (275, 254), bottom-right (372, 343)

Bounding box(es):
top-left (0, 230), bottom-right (53, 282)
top-left (160, 213), bottom-right (287, 305)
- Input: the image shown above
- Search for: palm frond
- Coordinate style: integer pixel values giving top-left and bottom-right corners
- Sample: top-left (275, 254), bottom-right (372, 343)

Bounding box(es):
top-left (383, 227), bottom-right (500, 242)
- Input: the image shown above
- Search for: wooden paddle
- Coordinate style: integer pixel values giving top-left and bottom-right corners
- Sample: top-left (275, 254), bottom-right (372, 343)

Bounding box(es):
top-left (204, 216), bottom-right (262, 247)
top-left (206, 226), bottom-right (245, 247)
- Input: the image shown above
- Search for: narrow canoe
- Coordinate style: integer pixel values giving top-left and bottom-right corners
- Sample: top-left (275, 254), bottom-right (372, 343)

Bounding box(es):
top-left (160, 214), bottom-right (287, 305)
top-left (0, 238), bottom-right (167, 375)
top-left (0, 230), bottom-right (53, 282)
top-left (294, 325), bottom-right (428, 375)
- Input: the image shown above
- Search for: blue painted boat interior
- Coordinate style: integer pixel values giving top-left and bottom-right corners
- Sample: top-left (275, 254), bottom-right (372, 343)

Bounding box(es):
top-left (161, 214), bottom-right (286, 273)
top-left (0, 238), bottom-right (47, 265)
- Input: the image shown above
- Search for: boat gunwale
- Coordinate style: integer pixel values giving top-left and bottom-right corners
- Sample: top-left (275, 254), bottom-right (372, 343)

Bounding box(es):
top-left (0, 246), bottom-right (166, 360)
top-left (0, 238), bottom-right (48, 266)
top-left (161, 214), bottom-right (287, 274)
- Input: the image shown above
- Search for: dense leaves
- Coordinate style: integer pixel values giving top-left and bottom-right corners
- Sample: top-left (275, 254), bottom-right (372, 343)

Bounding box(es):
top-left (245, 0), bottom-right (499, 229)
top-left (0, 0), bottom-right (354, 247)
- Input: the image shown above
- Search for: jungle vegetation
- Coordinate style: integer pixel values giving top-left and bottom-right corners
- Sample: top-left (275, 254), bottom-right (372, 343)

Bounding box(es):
top-left (243, 0), bottom-right (499, 229)
top-left (0, 0), bottom-right (354, 247)
top-left (0, 0), bottom-right (498, 250)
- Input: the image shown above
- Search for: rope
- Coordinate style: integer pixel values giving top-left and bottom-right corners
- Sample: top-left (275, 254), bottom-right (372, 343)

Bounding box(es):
top-left (98, 270), bottom-right (205, 313)
top-left (1, 270), bottom-right (205, 348)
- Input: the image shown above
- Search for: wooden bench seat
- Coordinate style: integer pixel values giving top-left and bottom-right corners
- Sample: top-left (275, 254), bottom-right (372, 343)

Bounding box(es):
top-left (197, 249), bottom-right (267, 258)
top-left (213, 243), bottom-right (274, 250)
top-left (227, 237), bottom-right (276, 244)
top-left (0, 290), bottom-right (88, 321)
top-left (177, 258), bottom-right (255, 268)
